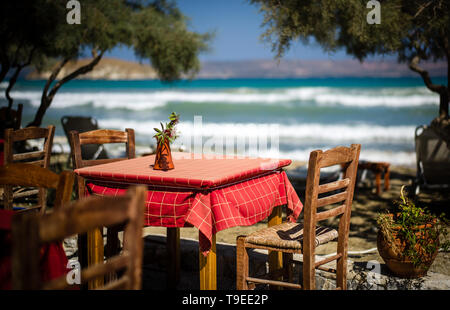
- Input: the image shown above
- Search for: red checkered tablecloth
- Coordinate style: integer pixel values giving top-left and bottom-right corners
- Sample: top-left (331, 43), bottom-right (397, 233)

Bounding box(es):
top-left (76, 153), bottom-right (303, 254)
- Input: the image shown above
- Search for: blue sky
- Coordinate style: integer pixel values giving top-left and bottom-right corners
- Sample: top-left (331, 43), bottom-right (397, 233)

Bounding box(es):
top-left (106, 0), bottom-right (351, 62)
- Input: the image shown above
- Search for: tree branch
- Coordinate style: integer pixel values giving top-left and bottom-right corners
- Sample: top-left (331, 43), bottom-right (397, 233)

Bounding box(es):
top-left (0, 62), bottom-right (10, 85)
top-left (46, 49), bottom-right (105, 103)
top-left (409, 56), bottom-right (446, 94)
top-left (6, 66), bottom-right (23, 109)
top-left (28, 49), bottom-right (105, 127)
top-left (0, 49), bottom-right (10, 84)
top-left (41, 56), bottom-right (72, 102)
top-left (6, 47), bottom-right (35, 109)
top-left (413, 1), bottom-right (433, 18)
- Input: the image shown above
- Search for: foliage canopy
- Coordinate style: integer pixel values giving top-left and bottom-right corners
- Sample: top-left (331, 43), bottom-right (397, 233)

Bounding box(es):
top-left (0, 0), bottom-right (211, 127)
top-left (250, 0), bottom-right (449, 120)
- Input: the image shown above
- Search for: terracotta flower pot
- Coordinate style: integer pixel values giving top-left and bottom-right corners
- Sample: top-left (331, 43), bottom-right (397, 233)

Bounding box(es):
top-left (377, 214), bottom-right (439, 278)
top-left (153, 138), bottom-right (174, 170)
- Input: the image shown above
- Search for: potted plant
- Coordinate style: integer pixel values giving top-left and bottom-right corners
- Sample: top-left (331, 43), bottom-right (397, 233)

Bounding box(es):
top-left (152, 112), bottom-right (179, 170)
top-left (376, 186), bottom-right (449, 278)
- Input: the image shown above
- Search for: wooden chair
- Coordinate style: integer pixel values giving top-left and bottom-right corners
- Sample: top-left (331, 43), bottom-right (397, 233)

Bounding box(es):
top-left (69, 128), bottom-right (180, 288)
top-left (11, 185), bottom-right (146, 290)
top-left (1, 126), bottom-right (55, 211)
top-left (0, 103), bottom-right (23, 133)
top-left (0, 163), bottom-right (74, 214)
top-left (69, 128), bottom-right (135, 199)
top-left (61, 116), bottom-right (109, 168)
top-left (69, 128), bottom-right (135, 274)
top-left (236, 144), bottom-right (361, 290)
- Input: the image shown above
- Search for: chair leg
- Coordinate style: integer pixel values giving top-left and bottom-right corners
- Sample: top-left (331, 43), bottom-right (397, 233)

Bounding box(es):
top-left (282, 252), bottom-right (293, 283)
top-left (375, 172), bottom-right (381, 195)
top-left (302, 252), bottom-right (315, 290)
top-left (384, 166), bottom-right (390, 191)
top-left (336, 222), bottom-right (349, 289)
top-left (38, 188), bottom-right (46, 214)
top-left (104, 227), bottom-right (120, 283)
top-left (105, 226), bottom-right (121, 258)
top-left (336, 254), bottom-right (347, 290)
top-left (3, 185), bottom-right (13, 210)
top-left (236, 236), bottom-right (249, 290)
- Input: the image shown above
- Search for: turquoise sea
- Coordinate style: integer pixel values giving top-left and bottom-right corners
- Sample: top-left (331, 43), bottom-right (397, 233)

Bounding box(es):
top-left (1, 77), bottom-right (447, 166)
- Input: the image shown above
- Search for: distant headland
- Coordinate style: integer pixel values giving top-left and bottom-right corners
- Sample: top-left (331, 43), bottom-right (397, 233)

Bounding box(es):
top-left (26, 57), bottom-right (446, 80)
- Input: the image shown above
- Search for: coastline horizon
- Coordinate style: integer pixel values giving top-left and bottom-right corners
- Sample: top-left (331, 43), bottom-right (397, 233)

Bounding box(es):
top-left (3, 76), bottom-right (440, 168)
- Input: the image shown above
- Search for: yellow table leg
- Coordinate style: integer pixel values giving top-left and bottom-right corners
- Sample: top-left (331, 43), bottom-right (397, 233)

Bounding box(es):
top-left (87, 227), bottom-right (104, 289)
top-left (199, 233), bottom-right (217, 290)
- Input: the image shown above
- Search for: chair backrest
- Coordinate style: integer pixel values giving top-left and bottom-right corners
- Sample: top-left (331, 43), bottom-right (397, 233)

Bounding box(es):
top-left (302, 144), bottom-right (361, 289)
top-left (11, 185), bottom-right (146, 290)
top-left (69, 128), bottom-right (135, 199)
top-left (69, 128), bottom-right (135, 169)
top-left (415, 125), bottom-right (450, 185)
top-left (0, 163), bottom-right (74, 213)
top-left (61, 116), bottom-right (108, 162)
top-left (2, 126), bottom-right (56, 210)
top-left (0, 104), bottom-right (23, 133)
top-left (3, 125), bottom-right (55, 167)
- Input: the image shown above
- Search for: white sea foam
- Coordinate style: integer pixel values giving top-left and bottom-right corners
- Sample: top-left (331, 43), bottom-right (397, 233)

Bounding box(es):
top-left (273, 149), bottom-right (416, 167)
top-left (98, 119), bottom-right (417, 166)
top-left (52, 130), bottom-right (416, 167)
top-left (6, 91), bottom-right (167, 110)
top-left (98, 119), bottom-right (415, 143)
top-left (47, 118), bottom-right (418, 167)
top-left (6, 86), bottom-right (438, 109)
top-left (314, 93), bottom-right (438, 107)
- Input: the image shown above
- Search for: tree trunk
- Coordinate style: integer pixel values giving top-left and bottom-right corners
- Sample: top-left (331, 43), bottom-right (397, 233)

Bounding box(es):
top-left (439, 92), bottom-right (449, 119)
top-left (409, 56), bottom-right (450, 148)
top-left (28, 96), bottom-right (51, 128)
top-left (6, 65), bottom-right (26, 109)
top-left (27, 50), bottom-right (105, 127)
top-left (0, 63), bottom-right (10, 84)
top-left (408, 56), bottom-right (448, 118)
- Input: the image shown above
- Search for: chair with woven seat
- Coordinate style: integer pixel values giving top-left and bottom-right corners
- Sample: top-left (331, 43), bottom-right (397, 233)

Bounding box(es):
top-left (61, 116), bottom-right (109, 168)
top-left (69, 128), bottom-right (135, 199)
top-left (236, 144), bottom-right (361, 290)
top-left (69, 128), bottom-right (135, 273)
top-left (0, 163), bottom-right (74, 213)
top-left (11, 185), bottom-right (146, 290)
top-left (1, 126), bottom-right (55, 211)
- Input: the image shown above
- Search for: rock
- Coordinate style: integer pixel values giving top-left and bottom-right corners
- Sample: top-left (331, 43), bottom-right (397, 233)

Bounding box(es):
top-left (27, 58), bottom-right (157, 80)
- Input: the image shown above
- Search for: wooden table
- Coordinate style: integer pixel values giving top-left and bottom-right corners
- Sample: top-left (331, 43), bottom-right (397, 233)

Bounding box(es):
top-left (75, 152), bottom-right (303, 289)
top-left (358, 161), bottom-right (390, 195)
